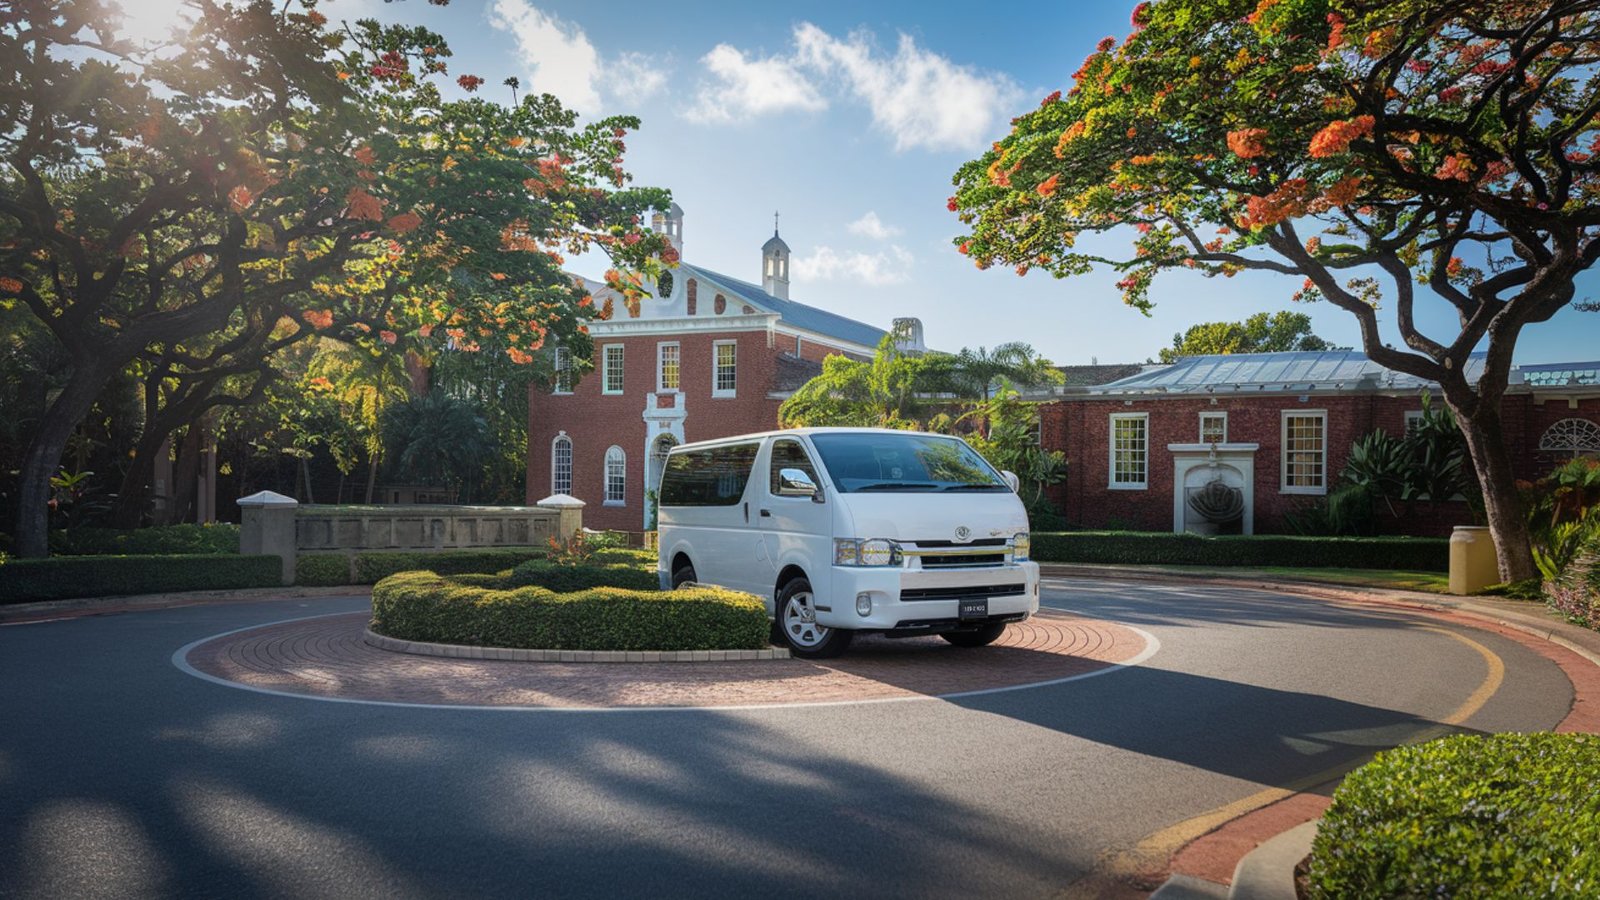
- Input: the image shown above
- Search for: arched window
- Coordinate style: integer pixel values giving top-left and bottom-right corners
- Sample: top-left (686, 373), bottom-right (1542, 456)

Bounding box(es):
top-left (604, 446), bottom-right (626, 505)
top-left (1540, 418), bottom-right (1600, 456)
top-left (551, 434), bottom-right (572, 495)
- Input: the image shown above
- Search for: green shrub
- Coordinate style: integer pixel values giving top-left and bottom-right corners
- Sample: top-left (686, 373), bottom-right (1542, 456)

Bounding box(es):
top-left (48, 523), bottom-right (241, 556)
top-left (582, 530), bottom-right (633, 550)
top-left (296, 554), bottom-right (352, 587)
top-left (293, 547), bottom-right (550, 586)
top-left (0, 554), bottom-right (281, 604)
top-left (1030, 532), bottom-right (1447, 571)
top-left (508, 558), bottom-right (660, 592)
top-left (1307, 733), bottom-right (1600, 898)
top-left (370, 570), bottom-right (769, 651)
top-left (591, 547), bottom-right (657, 566)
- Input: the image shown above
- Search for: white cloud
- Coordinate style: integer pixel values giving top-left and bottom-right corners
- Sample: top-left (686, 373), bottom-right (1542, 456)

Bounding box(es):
top-left (488, 0), bottom-right (669, 113)
top-left (792, 245), bottom-right (914, 287)
top-left (684, 44), bottom-right (827, 123)
top-left (846, 211), bottom-right (901, 240)
top-left (793, 23), bottom-right (1022, 152)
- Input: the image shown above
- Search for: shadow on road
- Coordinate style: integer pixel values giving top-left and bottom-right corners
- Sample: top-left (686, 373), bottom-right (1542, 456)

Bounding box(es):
top-left (1045, 577), bottom-right (1423, 630)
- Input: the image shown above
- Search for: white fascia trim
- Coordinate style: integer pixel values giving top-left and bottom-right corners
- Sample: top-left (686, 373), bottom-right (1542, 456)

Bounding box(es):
top-left (588, 313), bottom-right (777, 337)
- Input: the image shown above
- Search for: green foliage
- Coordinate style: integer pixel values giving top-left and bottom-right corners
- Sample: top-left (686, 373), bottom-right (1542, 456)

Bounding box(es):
top-left (1159, 312), bottom-right (1337, 363)
top-left (381, 393), bottom-right (493, 499)
top-left (1307, 733), bottom-right (1600, 898)
top-left (295, 554), bottom-right (353, 587)
top-left (583, 530), bottom-right (633, 551)
top-left (47, 524), bottom-right (240, 556)
top-left (1546, 535), bottom-right (1600, 630)
top-left (1523, 457), bottom-right (1600, 582)
top-left (370, 571), bottom-right (769, 651)
top-left (294, 547), bottom-right (549, 586)
top-left (0, 555), bottom-right (281, 604)
top-left (507, 558), bottom-right (660, 593)
top-left (1030, 532), bottom-right (1447, 571)
top-left (959, 383), bottom-right (1068, 505)
top-left (591, 547), bottom-right (656, 566)
top-left (1479, 579), bottom-right (1545, 601)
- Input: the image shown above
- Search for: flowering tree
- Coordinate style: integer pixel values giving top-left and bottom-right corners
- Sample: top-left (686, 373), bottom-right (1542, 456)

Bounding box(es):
top-left (951, 0), bottom-right (1600, 580)
top-left (0, 0), bottom-right (670, 555)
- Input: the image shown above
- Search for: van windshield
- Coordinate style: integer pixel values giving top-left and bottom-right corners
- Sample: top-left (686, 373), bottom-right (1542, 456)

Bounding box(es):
top-left (807, 432), bottom-right (1009, 493)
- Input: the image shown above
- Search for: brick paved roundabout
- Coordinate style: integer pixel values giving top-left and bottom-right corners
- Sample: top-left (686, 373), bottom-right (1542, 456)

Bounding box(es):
top-left (178, 609), bottom-right (1153, 709)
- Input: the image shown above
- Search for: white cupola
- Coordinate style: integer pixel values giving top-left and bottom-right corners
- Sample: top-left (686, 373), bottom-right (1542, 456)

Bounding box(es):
top-left (761, 212), bottom-right (790, 299)
top-left (651, 202), bottom-right (684, 254)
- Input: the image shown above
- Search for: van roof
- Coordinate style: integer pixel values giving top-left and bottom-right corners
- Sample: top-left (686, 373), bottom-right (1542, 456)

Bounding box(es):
top-left (667, 427), bottom-right (965, 453)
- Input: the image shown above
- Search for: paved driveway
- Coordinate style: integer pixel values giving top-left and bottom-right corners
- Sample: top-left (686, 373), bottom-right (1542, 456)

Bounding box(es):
top-left (0, 578), bottom-right (1573, 898)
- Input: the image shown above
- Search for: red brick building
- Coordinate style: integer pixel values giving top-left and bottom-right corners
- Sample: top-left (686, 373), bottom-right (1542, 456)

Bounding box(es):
top-left (526, 206), bottom-right (906, 531)
top-left (1034, 352), bottom-right (1600, 535)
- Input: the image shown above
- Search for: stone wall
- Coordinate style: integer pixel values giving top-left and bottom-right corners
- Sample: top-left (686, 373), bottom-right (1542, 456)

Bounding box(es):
top-left (295, 504), bottom-right (564, 552)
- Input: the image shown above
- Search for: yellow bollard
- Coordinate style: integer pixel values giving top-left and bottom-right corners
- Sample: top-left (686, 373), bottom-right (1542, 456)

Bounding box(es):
top-left (1448, 525), bottom-right (1500, 595)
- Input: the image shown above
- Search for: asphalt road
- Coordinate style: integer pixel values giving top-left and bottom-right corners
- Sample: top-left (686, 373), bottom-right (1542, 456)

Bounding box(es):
top-left (0, 578), bottom-right (1574, 899)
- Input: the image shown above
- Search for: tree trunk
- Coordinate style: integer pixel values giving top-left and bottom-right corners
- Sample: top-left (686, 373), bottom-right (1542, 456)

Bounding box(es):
top-left (113, 425), bottom-right (175, 528)
top-left (12, 364), bottom-right (114, 557)
top-left (1453, 403), bottom-right (1538, 582)
top-left (364, 451), bottom-right (380, 504)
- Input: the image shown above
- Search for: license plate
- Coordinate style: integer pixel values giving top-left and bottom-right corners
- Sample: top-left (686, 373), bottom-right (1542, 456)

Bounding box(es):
top-left (958, 598), bottom-right (988, 620)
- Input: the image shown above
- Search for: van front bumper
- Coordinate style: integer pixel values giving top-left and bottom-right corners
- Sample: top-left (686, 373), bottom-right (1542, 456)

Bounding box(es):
top-left (818, 562), bottom-right (1041, 632)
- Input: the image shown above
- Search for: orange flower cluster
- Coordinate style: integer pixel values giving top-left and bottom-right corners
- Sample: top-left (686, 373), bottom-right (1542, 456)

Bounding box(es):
top-left (344, 187), bottom-right (384, 221)
top-left (1309, 115), bottom-right (1374, 157)
top-left (505, 347), bottom-right (533, 365)
top-left (1053, 120), bottom-right (1087, 159)
top-left (0, 277), bottom-right (21, 293)
top-left (1237, 178), bottom-right (1308, 230)
top-left (1226, 128), bottom-right (1270, 159)
top-left (302, 309), bottom-right (335, 329)
top-left (1434, 154), bottom-right (1474, 181)
top-left (1325, 13), bottom-right (1345, 52)
top-left (387, 211), bottom-right (422, 234)
top-left (1036, 174), bottom-right (1061, 198)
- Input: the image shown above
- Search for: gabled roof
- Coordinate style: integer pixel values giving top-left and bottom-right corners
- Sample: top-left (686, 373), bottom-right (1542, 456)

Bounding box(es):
top-left (686, 263), bottom-right (887, 350)
top-left (1091, 350), bottom-right (1489, 395)
top-left (1057, 363), bottom-right (1148, 387)
top-left (772, 352), bottom-right (824, 393)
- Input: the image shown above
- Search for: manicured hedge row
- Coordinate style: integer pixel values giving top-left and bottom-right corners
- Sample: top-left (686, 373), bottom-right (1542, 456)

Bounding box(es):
top-left (370, 571), bottom-right (768, 651)
top-left (47, 524), bottom-right (241, 556)
top-left (1031, 532), bottom-right (1448, 571)
top-left (0, 554), bottom-right (281, 604)
top-left (508, 558), bottom-right (660, 592)
top-left (1307, 733), bottom-right (1600, 897)
top-left (295, 547), bottom-right (550, 586)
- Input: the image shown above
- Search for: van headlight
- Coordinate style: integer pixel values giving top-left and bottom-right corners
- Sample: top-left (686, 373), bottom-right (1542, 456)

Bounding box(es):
top-left (1010, 532), bottom-right (1031, 562)
top-left (834, 538), bottom-right (901, 567)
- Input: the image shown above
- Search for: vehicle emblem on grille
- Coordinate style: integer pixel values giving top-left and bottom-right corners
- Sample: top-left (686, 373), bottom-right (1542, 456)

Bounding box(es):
top-left (953, 526), bottom-right (972, 543)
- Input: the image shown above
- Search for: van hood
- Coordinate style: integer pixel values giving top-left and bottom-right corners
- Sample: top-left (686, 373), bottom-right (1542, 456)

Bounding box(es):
top-left (836, 491), bottom-right (1030, 543)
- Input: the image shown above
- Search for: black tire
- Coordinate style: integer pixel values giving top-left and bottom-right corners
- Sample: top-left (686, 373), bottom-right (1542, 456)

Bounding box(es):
top-left (941, 623), bottom-right (1007, 648)
top-left (670, 561), bottom-right (697, 589)
top-left (775, 577), bottom-right (853, 659)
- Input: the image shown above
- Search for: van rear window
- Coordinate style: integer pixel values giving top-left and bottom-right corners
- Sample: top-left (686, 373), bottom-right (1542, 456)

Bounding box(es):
top-left (659, 443), bottom-right (760, 506)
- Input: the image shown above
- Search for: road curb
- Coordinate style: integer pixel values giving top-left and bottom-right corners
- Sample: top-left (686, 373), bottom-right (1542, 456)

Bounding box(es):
top-left (0, 585), bottom-right (372, 624)
top-left (362, 628), bottom-right (792, 662)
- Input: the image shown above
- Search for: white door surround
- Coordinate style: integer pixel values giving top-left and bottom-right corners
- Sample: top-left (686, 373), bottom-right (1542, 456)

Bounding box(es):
top-left (1169, 443), bottom-right (1259, 535)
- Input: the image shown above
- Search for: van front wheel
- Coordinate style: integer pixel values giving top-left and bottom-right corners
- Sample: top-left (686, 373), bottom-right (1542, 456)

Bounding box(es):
top-left (777, 577), bottom-right (853, 659)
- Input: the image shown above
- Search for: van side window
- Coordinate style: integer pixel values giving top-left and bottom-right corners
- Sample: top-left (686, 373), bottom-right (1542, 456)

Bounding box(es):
top-left (769, 439), bottom-right (818, 494)
top-left (659, 443), bottom-right (760, 507)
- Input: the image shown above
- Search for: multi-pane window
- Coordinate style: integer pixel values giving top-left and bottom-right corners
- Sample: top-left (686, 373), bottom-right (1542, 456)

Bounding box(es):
top-left (1282, 411), bottom-right (1327, 493)
top-left (551, 434), bottom-right (572, 495)
top-left (552, 346), bottom-right (573, 394)
top-left (602, 345), bottom-right (624, 394)
top-left (1404, 410), bottom-right (1424, 434)
top-left (713, 341), bottom-right (737, 396)
top-left (604, 446), bottom-right (626, 504)
top-left (1109, 413), bottom-right (1148, 489)
top-left (658, 342), bottom-right (680, 391)
top-left (1200, 411), bottom-right (1227, 444)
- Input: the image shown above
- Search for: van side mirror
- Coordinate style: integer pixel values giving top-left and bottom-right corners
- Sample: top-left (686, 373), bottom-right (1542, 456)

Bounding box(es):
top-left (777, 467), bottom-right (820, 500)
top-left (1001, 470), bottom-right (1020, 493)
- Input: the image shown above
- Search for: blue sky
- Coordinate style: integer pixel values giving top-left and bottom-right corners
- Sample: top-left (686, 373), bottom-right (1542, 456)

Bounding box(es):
top-left (135, 0), bottom-right (1600, 364)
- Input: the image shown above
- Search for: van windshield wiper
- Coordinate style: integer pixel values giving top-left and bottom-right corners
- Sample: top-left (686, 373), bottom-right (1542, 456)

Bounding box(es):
top-left (852, 482), bottom-right (939, 491)
top-left (940, 484), bottom-right (1009, 492)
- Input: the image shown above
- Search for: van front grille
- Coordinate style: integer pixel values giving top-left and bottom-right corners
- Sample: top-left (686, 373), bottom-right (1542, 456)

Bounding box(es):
top-left (917, 553), bottom-right (1007, 569)
top-left (912, 538), bottom-right (1007, 548)
top-left (899, 584), bottom-right (1026, 602)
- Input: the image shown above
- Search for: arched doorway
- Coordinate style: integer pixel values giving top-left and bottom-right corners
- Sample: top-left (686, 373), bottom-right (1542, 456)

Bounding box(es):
top-left (645, 433), bottom-right (679, 529)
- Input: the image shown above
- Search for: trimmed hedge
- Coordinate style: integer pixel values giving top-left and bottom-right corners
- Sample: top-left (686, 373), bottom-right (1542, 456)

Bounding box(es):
top-left (1307, 733), bottom-right (1600, 898)
top-left (1031, 532), bottom-right (1448, 571)
top-left (508, 558), bottom-right (660, 592)
top-left (47, 524), bottom-right (240, 556)
top-left (295, 547), bottom-right (549, 586)
top-left (591, 547), bottom-right (657, 566)
top-left (0, 554), bottom-right (281, 604)
top-left (370, 570), bottom-right (769, 651)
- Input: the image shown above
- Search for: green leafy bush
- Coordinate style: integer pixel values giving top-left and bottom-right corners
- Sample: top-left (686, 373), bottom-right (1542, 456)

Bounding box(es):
top-left (508, 558), bottom-right (659, 592)
top-left (1307, 733), bottom-right (1600, 898)
top-left (296, 554), bottom-right (352, 587)
top-left (294, 547), bottom-right (549, 586)
top-left (47, 524), bottom-right (241, 556)
top-left (582, 530), bottom-right (633, 551)
top-left (370, 570), bottom-right (769, 651)
top-left (0, 554), bottom-right (281, 604)
top-left (1031, 532), bottom-right (1447, 571)
top-left (591, 547), bottom-right (656, 566)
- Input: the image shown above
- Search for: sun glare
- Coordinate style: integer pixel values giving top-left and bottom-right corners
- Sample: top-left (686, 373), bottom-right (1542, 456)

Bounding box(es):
top-left (104, 0), bottom-right (199, 47)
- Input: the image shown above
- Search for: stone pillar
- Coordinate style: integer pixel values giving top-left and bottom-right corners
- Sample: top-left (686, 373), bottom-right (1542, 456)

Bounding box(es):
top-left (238, 490), bottom-right (300, 585)
top-left (536, 493), bottom-right (585, 541)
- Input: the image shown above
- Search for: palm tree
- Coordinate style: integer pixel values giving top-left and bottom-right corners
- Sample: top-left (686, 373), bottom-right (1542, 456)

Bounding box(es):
top-left (951, 343), bottom-right (1063, 399)
top-left (381, 393), bottom-right (492, 501)
top-left (310, 339), bottom-right (412, 503)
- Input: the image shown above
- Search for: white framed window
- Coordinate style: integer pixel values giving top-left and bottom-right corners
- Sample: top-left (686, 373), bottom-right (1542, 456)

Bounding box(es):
top-left (1200, 411), bottom-right (1228, 444)
top-left (551, 433), bottom-right (572, 495)
top-left (713, 340), bottom-right (737, 397)
top-left (552, 346), bottom-right (573, 394)
top-left (1282, 410), bottom-right (1328, 494)
top-left (1404, 410), bottom-right (1424, 434)
top-left (604, 445), bottom-right (626, 505)
top-left (657, 342), bottom-right (680, 392)
top-left (602, 344), bottom-right (624, 395)
top-left (1109, 413), bottom-right (1148, 489)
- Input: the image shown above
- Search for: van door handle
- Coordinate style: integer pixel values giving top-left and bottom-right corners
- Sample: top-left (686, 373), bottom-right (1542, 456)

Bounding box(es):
top-left (759, 508), bottom-right (772, 517)
top-left (743, 502), bottom-right (749, 523)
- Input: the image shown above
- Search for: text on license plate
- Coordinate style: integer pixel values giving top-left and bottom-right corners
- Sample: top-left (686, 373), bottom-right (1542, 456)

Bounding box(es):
top-left (958, 598), bottom-right (988, 620)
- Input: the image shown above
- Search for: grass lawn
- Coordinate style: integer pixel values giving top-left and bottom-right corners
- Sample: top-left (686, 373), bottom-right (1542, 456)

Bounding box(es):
top-left (1250, 567), bottom-right (1451, 593)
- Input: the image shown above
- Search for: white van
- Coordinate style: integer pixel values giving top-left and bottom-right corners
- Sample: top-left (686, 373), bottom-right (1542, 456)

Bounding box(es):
top-left (656, 427), bottom-right (1040, 658)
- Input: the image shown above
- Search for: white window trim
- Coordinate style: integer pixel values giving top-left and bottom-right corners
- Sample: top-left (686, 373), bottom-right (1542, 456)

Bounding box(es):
top-left (657, 341), bottom-right (680, 393)
top-left (1199, 410), bottom-right (1228, 444)
top-left (1280, 409), bottom-right (1328, 495)
top-left (601, 344), bottom-right (624, 395)
top-left (550, 432), bottom-right (572, 495)
top-left (552, 346), bottom-right (573, 395)
top-left (712, 339), bottom-right (737, 398)
top-left (1404, 409), bottom-right (1424, 434)
top-left (604, 445), bottom-right (626, 506)
top-left (1108, 412), bottom-right (1149, 490)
